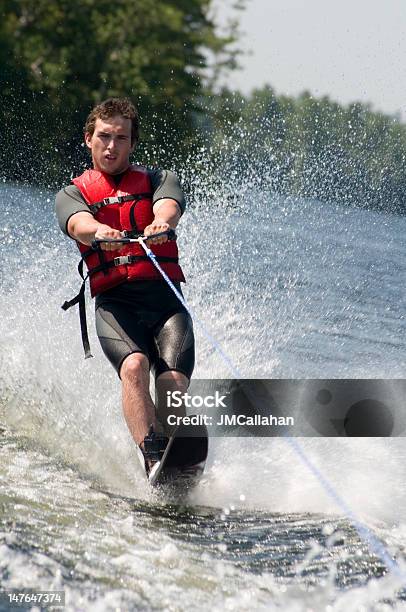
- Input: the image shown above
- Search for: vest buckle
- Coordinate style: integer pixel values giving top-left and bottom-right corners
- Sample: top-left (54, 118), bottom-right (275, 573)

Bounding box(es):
top-left (113, 256), bottom-right (130, 266)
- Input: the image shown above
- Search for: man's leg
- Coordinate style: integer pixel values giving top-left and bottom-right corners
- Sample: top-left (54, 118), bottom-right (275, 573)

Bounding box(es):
top-left (153, 309), bottom-right (195, 436)
top-left (95, 299), bottom-right (160, 447)
top-left (120, 352), bottom-right (157, 446)
top-left (95, 290), bottom-right (194, 445)
top-left (155, 370), bottom-right (189, 436)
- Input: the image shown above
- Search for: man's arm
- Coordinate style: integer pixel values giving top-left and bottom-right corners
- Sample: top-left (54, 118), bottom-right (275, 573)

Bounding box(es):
top-left (54, 186), bottom-right (122, 251)
top-left (55, 185), bottom-right (94, 237)
top-left (145, 169), bottom-right (185, 244)
top-left (149, 169), bottom-right (186, 215)
top-left (67, 212), bottom-right (124, 251)
top-left (143, 199), bottom-right (181, 245)
top-left (67, 200), bottom-right (180, 249)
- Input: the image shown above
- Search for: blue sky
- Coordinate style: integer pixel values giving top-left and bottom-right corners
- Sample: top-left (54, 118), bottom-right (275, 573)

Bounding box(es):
top-left (216, 0), bottom-right (406, 119)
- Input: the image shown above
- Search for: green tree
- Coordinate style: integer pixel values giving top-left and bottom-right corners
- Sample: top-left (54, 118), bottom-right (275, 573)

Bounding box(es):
top-left (0, 0), bottom-right (242, 185)
top-left (204, 84), bottom-right (406, 213)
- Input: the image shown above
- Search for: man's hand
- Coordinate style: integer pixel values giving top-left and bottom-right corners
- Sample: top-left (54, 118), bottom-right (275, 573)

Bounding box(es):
top-left (94, 224), bottom-right (125, 251)
top-left (67, 212), bottom-right (125, 250)
top-left (143, 219), bottom-right (171, 244)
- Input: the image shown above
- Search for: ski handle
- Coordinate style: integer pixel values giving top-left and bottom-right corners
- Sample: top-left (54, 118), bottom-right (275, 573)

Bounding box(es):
top-left (91, 228), bottom-right (176, 249)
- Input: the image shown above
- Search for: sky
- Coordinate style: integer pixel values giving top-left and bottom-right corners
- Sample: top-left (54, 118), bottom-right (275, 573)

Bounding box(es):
top-left (215, 0), bottom-right (406, 119)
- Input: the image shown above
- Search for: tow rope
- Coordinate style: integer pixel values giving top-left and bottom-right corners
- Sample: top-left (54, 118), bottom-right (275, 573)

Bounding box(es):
top-left (64, 228), bottom-right (406, 584)
top-left (134, 231), bottom-right (406, 585)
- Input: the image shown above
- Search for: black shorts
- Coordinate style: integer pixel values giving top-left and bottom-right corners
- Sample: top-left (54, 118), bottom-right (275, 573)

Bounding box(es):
top-left (95, 281), bottom-right (195, 380)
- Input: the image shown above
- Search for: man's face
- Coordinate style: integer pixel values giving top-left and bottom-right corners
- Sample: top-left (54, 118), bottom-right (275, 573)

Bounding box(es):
top-left (85, 115), bottom-right (134, 175)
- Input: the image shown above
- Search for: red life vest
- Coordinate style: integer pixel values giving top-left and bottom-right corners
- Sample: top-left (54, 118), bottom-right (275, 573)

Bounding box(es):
top-left (62, 164), bottom-right (185, 359)
top-left (71, 164), bottom-right (185, 297)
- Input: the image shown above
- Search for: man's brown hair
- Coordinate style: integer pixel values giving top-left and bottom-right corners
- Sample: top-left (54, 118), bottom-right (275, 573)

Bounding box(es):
top-left (84, 98), bottom-right (139, 145)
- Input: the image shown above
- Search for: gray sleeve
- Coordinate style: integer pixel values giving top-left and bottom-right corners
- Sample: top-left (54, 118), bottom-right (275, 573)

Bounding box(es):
top-left (55, 185), bottom-right (94, 236)
top-left (148, 168), bottom-right (186, 215)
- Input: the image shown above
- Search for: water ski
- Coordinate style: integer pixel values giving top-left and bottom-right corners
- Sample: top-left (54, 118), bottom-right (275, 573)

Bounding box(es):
top-left (149, 422), bottom-right (208, 487)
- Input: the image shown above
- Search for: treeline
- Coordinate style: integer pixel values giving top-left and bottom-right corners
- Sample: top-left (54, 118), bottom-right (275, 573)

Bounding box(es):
top-left (0, 0), bottom-right (240, 184)
top-left (205, 87), bottom-right (406, 214)
top-left (1, 0), bottom-right (406, 213)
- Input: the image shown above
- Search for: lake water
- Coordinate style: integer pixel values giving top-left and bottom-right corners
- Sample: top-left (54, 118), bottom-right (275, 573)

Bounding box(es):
top-left (0, 181), bottom-right (405, 610)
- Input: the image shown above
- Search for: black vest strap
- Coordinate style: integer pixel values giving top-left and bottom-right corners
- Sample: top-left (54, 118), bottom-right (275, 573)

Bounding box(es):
top-left (61, 272), bottom-right (92, 360)
top-left (82, 254), bottom-right (178, 276)
top-left (91, 192), bottom-right (152, 212)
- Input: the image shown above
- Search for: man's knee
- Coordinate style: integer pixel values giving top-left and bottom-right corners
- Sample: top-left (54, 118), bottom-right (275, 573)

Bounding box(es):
top-left (156, 370), bottom-right (189, 391)
top-left (120, 352), bottom-right (149, 383)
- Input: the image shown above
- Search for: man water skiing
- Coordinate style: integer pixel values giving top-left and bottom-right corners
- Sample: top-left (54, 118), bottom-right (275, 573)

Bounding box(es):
top-left (55, 98), bottom-right (195, 479)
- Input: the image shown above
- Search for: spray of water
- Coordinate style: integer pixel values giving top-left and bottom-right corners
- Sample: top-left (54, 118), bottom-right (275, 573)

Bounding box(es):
top-left (1, 154), bottom-right (406, 607)
top-left (1, 177), bottom-right (405, 511)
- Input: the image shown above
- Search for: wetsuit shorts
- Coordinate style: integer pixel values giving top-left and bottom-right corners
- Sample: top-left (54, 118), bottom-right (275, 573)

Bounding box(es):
top-left (95, 280), bottom-right (195, 380)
